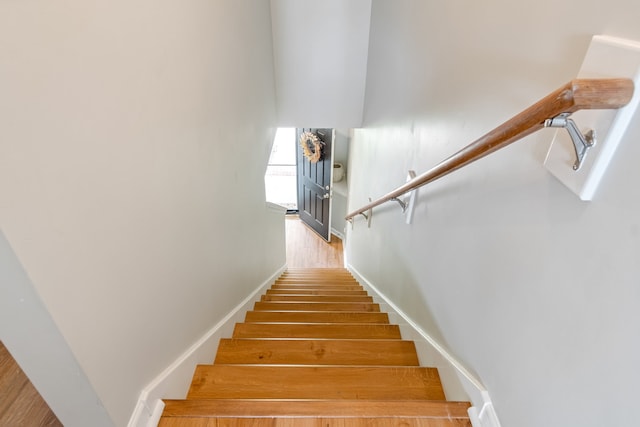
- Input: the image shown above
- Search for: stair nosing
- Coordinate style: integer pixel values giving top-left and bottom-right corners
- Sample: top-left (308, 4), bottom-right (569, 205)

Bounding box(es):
top-left (162, 399), bottom-right (471, 418)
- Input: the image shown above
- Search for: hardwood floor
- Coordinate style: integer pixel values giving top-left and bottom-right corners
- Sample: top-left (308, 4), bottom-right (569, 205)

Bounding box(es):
top-left (285, 215), bottom-right (344, 268)
top-left (0, 341), bottom-right (62, 426)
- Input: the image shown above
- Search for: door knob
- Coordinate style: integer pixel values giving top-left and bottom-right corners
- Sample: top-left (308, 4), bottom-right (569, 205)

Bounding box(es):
top-left (325, 185), bottom-right (330, 190)
top-left (323, 193), bottom-right (330, 199)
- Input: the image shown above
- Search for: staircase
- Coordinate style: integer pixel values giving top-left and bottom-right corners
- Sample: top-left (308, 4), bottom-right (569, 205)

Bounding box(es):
top-left (159, 268), bottom-right (472, 426)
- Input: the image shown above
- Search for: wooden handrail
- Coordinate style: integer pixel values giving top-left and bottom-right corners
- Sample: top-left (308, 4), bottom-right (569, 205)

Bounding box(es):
top-left (345, 78), bottom-right (634, 221)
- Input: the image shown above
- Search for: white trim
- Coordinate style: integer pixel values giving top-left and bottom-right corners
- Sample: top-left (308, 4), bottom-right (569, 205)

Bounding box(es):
top-left (478, 400), bottom-right (501, 427)
top-left (347, 264), bottom-right (501, 427)
top-left (327, 129), bottom-right (336, 242)
top-left (331, 227), bottom-right (345, 241)
top-left (468, 395), bottom-right (501, 427)
top-left (127, 264), bottom-right (287, 427)
top-left (266, 201), bottom-right (288, 213)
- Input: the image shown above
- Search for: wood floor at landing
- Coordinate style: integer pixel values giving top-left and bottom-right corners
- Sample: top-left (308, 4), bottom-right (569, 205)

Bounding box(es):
top-left (285, 215), bottom-right (344, 268)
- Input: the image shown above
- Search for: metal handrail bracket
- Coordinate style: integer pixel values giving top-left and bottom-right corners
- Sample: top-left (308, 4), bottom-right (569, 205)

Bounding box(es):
top-left (544, 113), bottom-right (596, 171)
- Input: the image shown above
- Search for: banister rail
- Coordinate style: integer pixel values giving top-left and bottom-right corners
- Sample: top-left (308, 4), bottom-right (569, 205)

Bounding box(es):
top-left (345, 78), bottom-right (634, 222)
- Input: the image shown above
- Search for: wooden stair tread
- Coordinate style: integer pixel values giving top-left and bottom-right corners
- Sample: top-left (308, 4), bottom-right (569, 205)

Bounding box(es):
top-left (245, 311), bottom-right (389, 324)
top-left (279, 275), bottom-right (355, 280)
top-left (277, 279), bottom-right (357, 283)
top-left (270, 285), bottom-right (364, 291)
top-left (266, 289), bottom-right (368, 295)
top-left (281, 272), bottom-right (354, 277)
top-left (281, 270), bottom-right (354, 273)
top-left (263, 295), bottom-right (373, 302)
top-left (275, 281), bottom-right (359, 285)
top-left (277, 280), bottom-right (357, 284)
top-left (280, 270), bottom-right (354, 274)
top-left (254, 302), bottom-right (380, 312)
top-left (280, 274), bottom-right (355, 277)
top-left (214, 339), bottom-right (419, 365)
top-left (276, 281), bottom-right (358, 284)
top-left (233, 323), bottom-right (402, 339)
top-left (283, 269), bottom-right (353, 273)
top-left (162, 399), bottom-right (471, 417)
top-left (282, 273), bottom-right (352, 275)
top-left (159, 418), bottom-right (471, 426)
top-left (187, 366), bottom-right (445, 400)
top-left (261, 295), bottom-right (374, 302)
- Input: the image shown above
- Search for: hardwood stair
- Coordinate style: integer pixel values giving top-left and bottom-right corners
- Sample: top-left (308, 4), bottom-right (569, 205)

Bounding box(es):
top-left (213, 339), bottom-right (420, 365)
top-left (160, 268), bottom-right (471, 426)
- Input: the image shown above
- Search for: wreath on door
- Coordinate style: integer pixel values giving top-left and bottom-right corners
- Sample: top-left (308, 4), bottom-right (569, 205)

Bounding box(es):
top-left (299, 131), bottom-right (324, 163)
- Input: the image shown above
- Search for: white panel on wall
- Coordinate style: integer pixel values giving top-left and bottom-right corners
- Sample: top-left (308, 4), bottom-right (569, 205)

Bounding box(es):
top-left (544, 35), bottom-right (640, 200)
top-left (271, 0), bottom-right (372, 128)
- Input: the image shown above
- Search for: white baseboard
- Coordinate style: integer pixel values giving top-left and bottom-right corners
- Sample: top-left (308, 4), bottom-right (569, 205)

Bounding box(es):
top-left (331, 227), bottom-right (345, 241)
top-left (127, 264), bottom-right (287, 427)
top-left (347, 264), bottom-right (501, 427)
top-left (468, 397), bottom-right (501, 427)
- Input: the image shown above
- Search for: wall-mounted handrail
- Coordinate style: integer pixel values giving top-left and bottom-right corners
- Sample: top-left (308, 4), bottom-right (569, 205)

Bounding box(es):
top-left (346, 78), bottom-right (634, 222)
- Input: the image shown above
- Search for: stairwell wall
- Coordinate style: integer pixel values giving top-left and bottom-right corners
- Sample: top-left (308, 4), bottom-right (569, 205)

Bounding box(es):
top-left (270, 0), bottom-right (372, 128)
top-left (346, 1), bottom-right (640, 427)
top-left (0, 1), bottom-right (283, 425)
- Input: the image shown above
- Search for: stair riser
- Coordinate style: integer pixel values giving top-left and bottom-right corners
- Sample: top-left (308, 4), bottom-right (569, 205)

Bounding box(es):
top-left (232, 323), bottom-right (402, 339)
top-left (244, 311), bottom-right (389, 324)
top-left (270, 285), bottom-right (364, 291)
top-left (254, 302), bottom-right (380, 312)
top-left (278, 280), bottom-right (357, 283)
top-left (279, 278), bottom-right (355, 281)
top-left (275, 280), bottom-right (358, 285)
top-left (261, 295), bottom-right (373, 302)
top-left (266, 289), bottom-right (368, 295)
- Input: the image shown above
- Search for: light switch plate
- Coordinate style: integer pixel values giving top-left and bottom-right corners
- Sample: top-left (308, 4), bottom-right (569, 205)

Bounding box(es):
top-left (544, 35), bottom-right (640, 200)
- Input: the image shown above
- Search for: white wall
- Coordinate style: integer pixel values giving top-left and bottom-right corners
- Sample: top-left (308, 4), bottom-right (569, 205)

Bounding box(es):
top-left (271, 0), bottom-right (372, 128)
top-left (347, 1), bottom-right (640, 427)
top-left (0, 1), bottom-right (283, 425)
